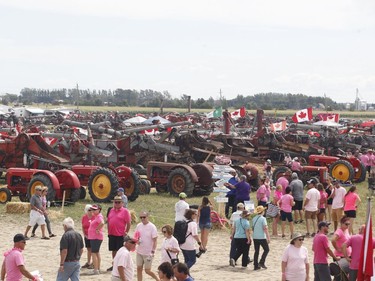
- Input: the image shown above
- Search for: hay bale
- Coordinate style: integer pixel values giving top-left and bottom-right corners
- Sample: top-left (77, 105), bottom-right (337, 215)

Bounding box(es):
top-left (6, 202), bottom-right (31, 214)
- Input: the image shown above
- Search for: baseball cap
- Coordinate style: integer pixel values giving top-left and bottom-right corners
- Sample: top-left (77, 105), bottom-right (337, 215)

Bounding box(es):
top-left (307, 178), bottom-right (317, 184)
top-left (318, 221), bottom-right (331, 229)
top-left (117, 188), bottom-right (124, 192)
top-left (179, 192), bottom-right (187, 199)
top-left (14, 233), bottom-right (26, 243)
top-left (236, 202), bottom-right (245, 209)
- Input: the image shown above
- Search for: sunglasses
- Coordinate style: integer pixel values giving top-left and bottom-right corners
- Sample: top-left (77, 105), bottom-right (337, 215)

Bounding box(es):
top-left (140, 216), bottom-right (146, 219)
top-left (298, 238), bottom-right (304, 241)
top-left (114, 201), bottom-right (122, 204)
top-left (344, 223), bottom-right (351, 226)
top-left (128, 241), bottom-right (137, 244)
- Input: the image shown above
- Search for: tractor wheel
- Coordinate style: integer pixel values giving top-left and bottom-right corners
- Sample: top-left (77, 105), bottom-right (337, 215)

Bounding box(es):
top-left (155, 184), bottom-right (167, 193)
top-left (88, 167), bottom-right (119, 203)
top-left (272, 166), bottom-right (290, 185)
top-left (123, 169), bottom-right (140, 202)
top-left (79, 186), bottom-right (87, 200)
top-left (19, 194), bottom-right (28, 202)
top-left (139, 179), bottom-right (151, 195)
top-left (329, 160), bottom-right (355, 182)
top-left (69, 188), bottom-right (81, 203)
top-left (0, 188), bottom-right (11, 204)
top-left (353, 162), bottom-right (366, 183)
top-left (168, 168), bottom-right (195, 197)
top-left (28, 174), bottom-right (56, 202)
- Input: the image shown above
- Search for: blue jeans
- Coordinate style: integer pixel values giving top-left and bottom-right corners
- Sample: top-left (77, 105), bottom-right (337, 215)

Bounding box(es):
top-left (56, 261), bottom-right (80, 281)
top-left (182, 249), bottom-right (196, 268)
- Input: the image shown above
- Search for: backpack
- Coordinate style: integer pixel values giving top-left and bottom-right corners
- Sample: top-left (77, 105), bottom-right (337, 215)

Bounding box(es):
top-left (173, 220), bottom-right (192, 244)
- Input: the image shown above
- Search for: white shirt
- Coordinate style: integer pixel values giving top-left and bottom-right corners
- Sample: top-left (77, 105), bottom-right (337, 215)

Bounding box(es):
top-left (112, 247), bottom-right (134, 281)
top-left (175, 200), bottom-right (189, 222)
top-left (161, 236), bottom-right (180, 263)
top-left (304, 188), bottom-right (320, 212)
top-left (229, 210), bottom-right (242, 226)
top-left (332, 186), bottom-right (346, 209)
top-left (180, 221), bottom-right (198, 251)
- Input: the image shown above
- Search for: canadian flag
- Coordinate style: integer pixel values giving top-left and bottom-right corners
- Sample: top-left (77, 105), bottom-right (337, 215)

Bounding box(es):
top-left (231, 107), bottom-right (246, 118)
top-left (317, 113), bottom-right (340, 123)
top-left (292, 108), bottom-right (313, 123)
top-left (270, 121), bottom-right (287, 132)
top-left (357, 201), bottom-right (373, 281)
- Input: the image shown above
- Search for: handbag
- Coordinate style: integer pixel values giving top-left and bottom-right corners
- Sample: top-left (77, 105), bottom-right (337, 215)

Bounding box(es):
top-left (166, 249), bottom-right (179, 265)
top-left (265, 203), bottom-right (279, 218)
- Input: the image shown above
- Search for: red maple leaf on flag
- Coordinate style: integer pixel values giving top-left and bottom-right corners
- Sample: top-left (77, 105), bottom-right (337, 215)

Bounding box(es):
top-left (298, 111), bottom-right (307, 119)
top-left (233, 111), bottom-right (239, 116)
top-left (275, 123), bottom-right (281, 128)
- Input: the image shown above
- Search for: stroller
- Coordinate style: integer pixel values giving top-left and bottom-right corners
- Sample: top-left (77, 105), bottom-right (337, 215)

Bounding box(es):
top-left (329, 259), bottom-right (349, 281)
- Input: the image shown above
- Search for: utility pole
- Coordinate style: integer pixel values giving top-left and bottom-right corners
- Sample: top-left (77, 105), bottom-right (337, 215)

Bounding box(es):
top-left (76, 83), bottom-right (79, 110)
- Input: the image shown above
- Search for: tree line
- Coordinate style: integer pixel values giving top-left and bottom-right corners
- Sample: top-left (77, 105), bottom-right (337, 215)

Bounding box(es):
top-left (0, 88), bottom-right (351, 110)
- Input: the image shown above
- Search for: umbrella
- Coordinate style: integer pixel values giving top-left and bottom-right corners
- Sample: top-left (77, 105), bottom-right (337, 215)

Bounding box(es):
top-left (123, 116), bottom-right (147, 124)
top-left (142, 116), bottom-right (171, 125)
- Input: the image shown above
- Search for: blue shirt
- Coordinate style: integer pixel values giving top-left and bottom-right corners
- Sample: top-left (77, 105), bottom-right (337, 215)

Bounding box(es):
top-left (234, 218), bottom-right (250, 239)
top-left (226, 177), bottom-right (239, 196)
top-left (252, 215), bottom-right (267, 239)
top-left (235, 181), bottom-right (250, 202)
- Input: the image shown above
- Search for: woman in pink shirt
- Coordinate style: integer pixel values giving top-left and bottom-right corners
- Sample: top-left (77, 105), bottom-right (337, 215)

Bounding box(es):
top-left (271, 185), bottom-right (283, 236)
top-left (81, 204), bottom-right (93, 269)
top-left (331, 216), bottom-right (352, 258)
top-left (88, 204), bottom-right (104, 275)
top-left (344, 185), bottom-right (361, 234)
top-left (278, 187), bottom-right (295, 239)
top-left (257, 177), bottom-right (269, 207)
top-left (317, 183), bottom-right (327, 223)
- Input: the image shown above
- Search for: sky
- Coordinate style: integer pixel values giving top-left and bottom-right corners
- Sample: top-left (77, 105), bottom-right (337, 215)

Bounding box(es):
top-left (0, 0), bottom-right (375, 104)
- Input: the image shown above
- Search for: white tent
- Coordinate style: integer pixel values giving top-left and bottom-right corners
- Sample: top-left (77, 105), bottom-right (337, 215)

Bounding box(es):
top-left (142, 116), bottom-right (171, 125)
top-left (123, 116), bottom-right (147, 124)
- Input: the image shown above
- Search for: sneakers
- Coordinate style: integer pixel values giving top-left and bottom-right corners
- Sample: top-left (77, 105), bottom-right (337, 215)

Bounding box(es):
top-left (259, 263), bottom-right (268, 269)
top-left (230, 258), bottom-right (235, 267)
top-left (87, 264), bottom-right (94, 269)
top-left (81, 262), bottom-right (91, 269)
top-left (106, 266), bottom-right (113, 272)
top-left (254, 266), bottom-right (261, 270)
top-left (87, 269), bottom-right (100, 275)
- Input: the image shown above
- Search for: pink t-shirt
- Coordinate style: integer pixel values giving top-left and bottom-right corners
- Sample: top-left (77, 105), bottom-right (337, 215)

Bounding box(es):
top-left (291, 161), bottom-right (302, 171)
top-left (88, 213), bottom-right (104, 240)
top-left (345, 234), bottom-right (364, 270)
top-left (279, 194), bottom-right (293, 213)
top-left (3, 248), bottom-right (24, 281)
top-left (360, 154), bottom-right (369, 166)
top-left (281, 244), bottom-right (309, 281)
top-left (107, 207), bottom-right (131, 236)
top-left (81, 214), bottom-right (90, 238)
top-left (135, 222), bottom-right (158, 255)
top-left (319, 190), bottom-right (327, 209)
top-left (180, 221), bottom-right (199, 251)
top-left (276, 177), bottom-right (289, 194)
top-left (344, 192), bottom-right (360, 211)
top-left (313, 233), bottom-right (330, 264)
top-left (333, 228), bottom-right (351, 257)
top-left (257, 185), bottom-right (268, 202)
top-left (273, 190), bottom-right (283, 203)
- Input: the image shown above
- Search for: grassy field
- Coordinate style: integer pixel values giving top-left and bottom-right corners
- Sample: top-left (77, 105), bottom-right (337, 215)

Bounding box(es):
top-left (0, 179), bottom-right (373, 234)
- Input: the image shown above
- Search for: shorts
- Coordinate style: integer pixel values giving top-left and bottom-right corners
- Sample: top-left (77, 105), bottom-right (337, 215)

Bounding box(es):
top-left (84, 237), bottom-right (91, 248)
top-left (90, 239), bottom-right (103, 253)
top-left (332, 208), bottom-right (344, 222)
top-left (292, 200), bottom-right (303, 211)
top-left (136, 253), bottom-right (153, 269)
top-left (305, 210), bottom-right (317, 220)
top-left (199, 222), bottom-right (212, 230)
top-left (280, 210), bottom-right (293, 222)
top-left (28, 210), bottom-right (46, 226)
top-left (108, 235), bottom-right (124, 251)
top-left (344, 210), bottom-right (356, 218)
top-left (319, 208), bottom-right (326, 214)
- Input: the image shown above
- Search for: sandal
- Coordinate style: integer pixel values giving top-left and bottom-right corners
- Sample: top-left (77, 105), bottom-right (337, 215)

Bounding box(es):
top-left (49, 234), bottom-right (56, 238)
top-left (41, 236), bottom-right (50, 240)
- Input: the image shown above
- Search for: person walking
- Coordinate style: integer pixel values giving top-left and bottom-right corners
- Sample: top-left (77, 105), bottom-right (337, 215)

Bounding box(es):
top-left (225, 169), bottom-right (239, 218)
top-left (56, 217), bottom-right (84, 281)
top-left (23, 185), bottom-right (50, 240)
top-left (343, 185), bottom-right (361, 235)
top-left (197, 196), bottom-right (212, 251)
top-left (87, 204), bottom-right (104, 275)
top-left (179, 209), bottom-right (203, 269)
top-left (1, 234), bottom-right (39, 281)
top-left (229, 203), bottom-right (245, 263)
top-left (281, 233), bottom-right (309, 281)
top-left (329, 179), bottom-right (346, 231)
top-left (111, 235), bottom-right (137, 281)
top-left (278, 186), bottom-right (295, 239)
top-left (256, 176), bottom-right (270, 207)
top-left (252, 206), bottom-right (270, 270)
top-left (106, 196), bottom-right (132, 271)
top-left (81, 204), bottom-right (93, 269)
top-left (31, 186), bottom-right (56, 238)
top-left (303, 178), bottom-right (320, 237)
top-left (312, 221), bottom-right (340, 281)
top-left (160, 224), bottom-right (180, 264)
top-left (175, 193), bottom-right (189, 222)
top-left (331, 216), bottom-right (352, 258)
top-left (289, 172), bottom-right (304, 224)
top-left (230, 210), bottom-right (252, 268)
top-left (134, 211), bottom-right (159, 281)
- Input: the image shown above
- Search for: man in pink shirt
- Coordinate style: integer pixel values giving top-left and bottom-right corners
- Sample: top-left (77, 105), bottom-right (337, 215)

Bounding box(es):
top-left (312, 221), bottom-right (340, 281)
top-left (1, 234), bottom-right (38, 281)
top-left (106, 196), bottom-right (131, 271)
top-left (276, 170), bottom-right (291, 194)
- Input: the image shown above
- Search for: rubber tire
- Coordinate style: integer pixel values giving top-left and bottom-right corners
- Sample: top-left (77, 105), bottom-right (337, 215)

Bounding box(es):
top-left (139, 179), bottom-right (151, 195)
top-left (167, 168), bottom-right (195, 197)
top-left (19, 194), bottom-right (28, 202)
top-left (272, 166), bottom-right (290, 185)
top-left (88, 167), bottom-right (119, 203)
top-left (353, 162), bottom-right (366, 183)
top-left (28, 174), bottom-right (56, 202)
top-left (329, 160), bottom-right (355, 182)
top-left (69, 188), bottom-right (81, 203)
top-left (0, 188), bottom-right (11, 204)
top-left (123, 169), bottom-right (140, 202)
top-left (79, 186), bottom-right (87, 200)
